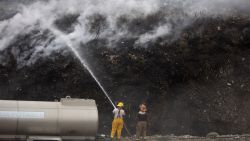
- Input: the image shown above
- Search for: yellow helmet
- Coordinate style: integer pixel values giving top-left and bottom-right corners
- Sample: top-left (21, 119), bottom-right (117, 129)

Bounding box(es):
top-left (117, 102), bottom-right (124, 107)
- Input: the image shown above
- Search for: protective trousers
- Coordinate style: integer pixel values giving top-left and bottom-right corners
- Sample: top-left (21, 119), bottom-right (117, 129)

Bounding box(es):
top-left (136, 121), bottom-right (147, 140)
top-left (111, 118), bottom-right (124, 139)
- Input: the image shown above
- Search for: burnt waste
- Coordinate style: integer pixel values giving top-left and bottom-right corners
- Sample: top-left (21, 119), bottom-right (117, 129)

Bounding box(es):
top-left (0, 0), bottom-right (250, 137)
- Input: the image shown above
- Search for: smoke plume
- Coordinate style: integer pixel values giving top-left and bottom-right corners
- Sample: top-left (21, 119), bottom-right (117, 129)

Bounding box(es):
top-left (0, 0), bottom-right (249, 67)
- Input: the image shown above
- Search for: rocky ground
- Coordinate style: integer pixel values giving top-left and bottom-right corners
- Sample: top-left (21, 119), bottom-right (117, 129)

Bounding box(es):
top-left (97, 134), bottom-right (250, 141)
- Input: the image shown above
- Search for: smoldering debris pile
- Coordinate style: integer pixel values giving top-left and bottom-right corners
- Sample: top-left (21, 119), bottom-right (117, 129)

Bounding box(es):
top-left (1, 0), bottom-right (250, 136)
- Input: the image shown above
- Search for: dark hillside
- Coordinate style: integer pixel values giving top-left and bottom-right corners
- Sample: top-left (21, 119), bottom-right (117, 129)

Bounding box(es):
top-left (1, 14), bottom-right (250, 135)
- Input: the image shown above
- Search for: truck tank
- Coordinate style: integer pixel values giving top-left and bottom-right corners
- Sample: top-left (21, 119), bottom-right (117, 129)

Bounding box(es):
top-left (0, 98), bottom-right (98, 138)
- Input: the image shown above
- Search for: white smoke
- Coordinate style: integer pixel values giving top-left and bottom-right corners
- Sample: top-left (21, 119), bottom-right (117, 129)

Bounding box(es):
top-left (0, 0), bottom-right (249, 67)
top-left (136, 25), bottom-right (171, 44)
top-left (187, 0), bottom-right (250, 16)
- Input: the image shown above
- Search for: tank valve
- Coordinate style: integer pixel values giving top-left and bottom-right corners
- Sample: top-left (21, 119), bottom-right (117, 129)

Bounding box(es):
top-left (65, 96), bottom-right (71, 99)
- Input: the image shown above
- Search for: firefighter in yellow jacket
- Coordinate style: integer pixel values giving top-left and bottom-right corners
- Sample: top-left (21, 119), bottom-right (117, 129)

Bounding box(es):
top-left (111, 102), bottom-right (125, 141)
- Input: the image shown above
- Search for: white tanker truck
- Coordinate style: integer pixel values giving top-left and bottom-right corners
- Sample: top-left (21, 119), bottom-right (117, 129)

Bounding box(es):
top-left (0, 97), bottom-right (99, 141)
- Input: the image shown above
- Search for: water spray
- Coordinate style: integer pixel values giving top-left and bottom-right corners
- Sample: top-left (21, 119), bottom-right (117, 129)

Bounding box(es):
top-left (66, 43), bottom-right (116, 109)
top-left (49, 27), bottom-right (116, 109)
